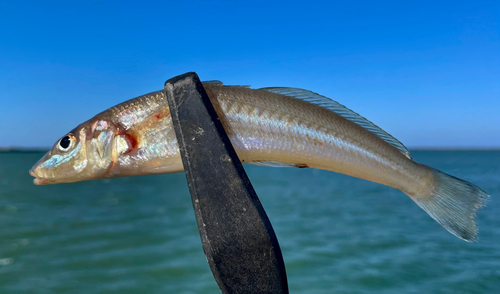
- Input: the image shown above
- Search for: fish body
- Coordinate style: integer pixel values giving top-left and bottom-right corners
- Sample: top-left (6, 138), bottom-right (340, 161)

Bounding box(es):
top-left (30, 82), bottom-right (488, 242)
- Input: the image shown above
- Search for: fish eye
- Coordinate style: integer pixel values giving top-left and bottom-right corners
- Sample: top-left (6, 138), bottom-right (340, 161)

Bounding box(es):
top-left (58, 134), bottom-right (74, 151)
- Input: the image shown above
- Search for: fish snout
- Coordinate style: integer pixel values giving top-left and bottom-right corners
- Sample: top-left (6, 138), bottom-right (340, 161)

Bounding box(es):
top-left (29, 166), bottom-right (36, 177)
top-left (29, 161), bottom-right (49, 185)
top-left (29, 165), bottom-right (41, 185)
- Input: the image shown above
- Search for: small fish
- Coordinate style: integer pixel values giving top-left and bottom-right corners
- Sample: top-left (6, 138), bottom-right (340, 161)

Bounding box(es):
top-left (30, 82), bottom-right (488, 242)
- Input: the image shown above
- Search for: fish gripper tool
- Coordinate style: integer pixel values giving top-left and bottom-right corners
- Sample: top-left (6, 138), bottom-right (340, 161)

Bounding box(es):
top-left (164, 72), bottom-right (288, 294)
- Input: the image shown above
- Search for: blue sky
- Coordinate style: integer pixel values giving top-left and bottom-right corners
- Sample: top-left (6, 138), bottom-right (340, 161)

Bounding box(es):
top-left (1, 1), bottom-right (499, 148)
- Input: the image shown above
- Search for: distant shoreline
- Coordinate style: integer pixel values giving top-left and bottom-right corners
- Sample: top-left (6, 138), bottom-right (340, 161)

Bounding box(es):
top-left (0, 147), bottom-right (49, 152)
top-left (409, 147), bottom-right (500, 151)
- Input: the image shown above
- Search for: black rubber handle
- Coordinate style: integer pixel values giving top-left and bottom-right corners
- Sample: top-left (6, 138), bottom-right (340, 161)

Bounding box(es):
top-left (164, 72), bottom-right (288, 294)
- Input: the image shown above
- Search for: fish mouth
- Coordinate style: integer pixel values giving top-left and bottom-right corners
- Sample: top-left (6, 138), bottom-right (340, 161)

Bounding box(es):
top-left (29, 167), bottom-right (50, 185)
top-left (32, 177), bottom-right (50, 185)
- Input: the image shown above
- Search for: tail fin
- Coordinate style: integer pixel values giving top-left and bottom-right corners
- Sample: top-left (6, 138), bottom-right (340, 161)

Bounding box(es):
top-left (407, 167), bottom-right (488, 242)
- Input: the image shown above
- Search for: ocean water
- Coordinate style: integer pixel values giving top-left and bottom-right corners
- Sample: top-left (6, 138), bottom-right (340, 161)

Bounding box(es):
top-left (0, 150), bottom-right (499, 294)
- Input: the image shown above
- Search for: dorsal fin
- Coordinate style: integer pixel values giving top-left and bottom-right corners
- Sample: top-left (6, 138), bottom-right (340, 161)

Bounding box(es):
top-left (260, 87), bottom-right (412, 159)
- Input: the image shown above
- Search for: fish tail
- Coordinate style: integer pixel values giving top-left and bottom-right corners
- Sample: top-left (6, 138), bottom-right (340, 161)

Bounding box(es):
top-left (407, 167), bottom-right (488, 242)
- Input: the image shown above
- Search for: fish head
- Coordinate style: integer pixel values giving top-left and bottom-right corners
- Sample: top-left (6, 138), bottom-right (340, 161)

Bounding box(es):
top-left (30, 118), bottom-right (121, 185)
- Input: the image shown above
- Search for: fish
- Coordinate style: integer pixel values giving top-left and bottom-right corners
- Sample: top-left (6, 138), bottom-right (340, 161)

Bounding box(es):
top-left (30, 82), bottom-right (488, 242)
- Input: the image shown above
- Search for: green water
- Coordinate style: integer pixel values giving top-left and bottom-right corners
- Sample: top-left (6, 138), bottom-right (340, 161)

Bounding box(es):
top-left (1, 151), bottom-right (499, 293)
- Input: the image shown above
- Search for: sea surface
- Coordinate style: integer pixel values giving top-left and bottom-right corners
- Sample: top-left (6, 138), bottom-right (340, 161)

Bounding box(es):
top-left (0, 150), bottom-right (499, 294)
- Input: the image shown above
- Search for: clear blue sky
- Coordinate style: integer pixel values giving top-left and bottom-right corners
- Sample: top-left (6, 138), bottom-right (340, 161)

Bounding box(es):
top-left (1, 1), bottom-right (499, 148)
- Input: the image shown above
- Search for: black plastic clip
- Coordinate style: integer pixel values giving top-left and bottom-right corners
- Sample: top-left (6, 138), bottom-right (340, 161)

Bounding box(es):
top-left (164, 72), bottom-right (288, 294)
